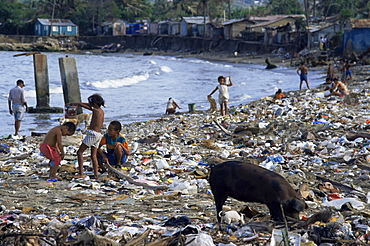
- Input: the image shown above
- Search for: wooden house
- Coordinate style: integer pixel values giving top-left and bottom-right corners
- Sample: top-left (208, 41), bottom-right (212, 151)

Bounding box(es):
top-left (222, 18), bottom-right (255, 39)
top-left (247, 15), bottom-right (304, 32)
top-left (180, 16), bottom-right (211, 37)
top-left (34, 18), bottom-right (78, 36)
top-left (308, 23), bottom-right (341, 48)
top-left (98, 19), bottom-right (126, 36)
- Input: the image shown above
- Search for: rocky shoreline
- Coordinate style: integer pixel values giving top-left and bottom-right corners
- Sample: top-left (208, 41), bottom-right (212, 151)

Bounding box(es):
top-left (1, 44), bottom-right (370, 245)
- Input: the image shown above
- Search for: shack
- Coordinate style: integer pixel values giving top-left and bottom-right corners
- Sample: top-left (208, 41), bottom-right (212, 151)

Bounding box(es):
top-left (180, 16), bottom-right (211, 37)
top-left (247, 15), bottom-right (305, 33)
top-left (34, 18), bottom-right (78, 36)
top-left (222, 18), bottom-right (255, 39)
top-left (308, 23), bottom-right (341, 48)
top-left (98, 19), bottom-right (126, 36)
top-left (342, 19), bottom-right (370, 55)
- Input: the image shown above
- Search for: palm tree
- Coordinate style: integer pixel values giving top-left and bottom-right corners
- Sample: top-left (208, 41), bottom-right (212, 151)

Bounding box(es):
top-left (117, 0), bottom-right (150, 22)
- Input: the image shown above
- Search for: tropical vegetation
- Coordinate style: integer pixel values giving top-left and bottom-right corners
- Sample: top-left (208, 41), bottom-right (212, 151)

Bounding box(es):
top-left (0, 0), bottom-right (368, 35)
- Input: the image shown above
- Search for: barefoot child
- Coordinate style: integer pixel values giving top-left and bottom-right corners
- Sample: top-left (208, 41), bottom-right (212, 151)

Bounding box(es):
top-left (67, 93), bottom-right (105, 179)
top-left (40, 122), bottom-right (76, 181)
top-left (98, 120), bottom-right (130, 169)
top-left (209, 76), bottom-right (233, 116)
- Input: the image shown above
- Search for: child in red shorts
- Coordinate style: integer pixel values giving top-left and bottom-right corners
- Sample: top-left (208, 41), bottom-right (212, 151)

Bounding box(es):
top-left (40, 122), bottom-right (76, 181)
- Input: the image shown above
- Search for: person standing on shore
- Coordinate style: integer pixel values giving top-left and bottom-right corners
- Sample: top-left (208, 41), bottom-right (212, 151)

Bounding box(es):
top-left (209, 76), bottom-right (233, 116)
top-left (8, 79), bottom-right (28, 136)
top-left (297, 63), bottom-right (310, 90)
top-left (67, 93), bottom-right (105, 180)
top-left (327, 64), bottom-right (334, 82)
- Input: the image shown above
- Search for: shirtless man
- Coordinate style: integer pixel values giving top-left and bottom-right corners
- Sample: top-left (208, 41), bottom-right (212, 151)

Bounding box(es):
top-left (297, 63), bottom-right (310, 90)
top-left (327, 64), bottom-right (334, 82)
top-left (40, 122), bottom-right (76, 180)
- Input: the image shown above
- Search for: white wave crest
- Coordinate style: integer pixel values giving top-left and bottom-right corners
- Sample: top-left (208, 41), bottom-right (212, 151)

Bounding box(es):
top-left (50, 86), bottom-right (63, 94)
top-left (25, 90), bottom-right (36, 98)
top-left (86, 73), bottom-right (149, 88)
top-left (236, 94), bottom-right (252, 101)
top-left (160, 66), bottom-right (172, 73)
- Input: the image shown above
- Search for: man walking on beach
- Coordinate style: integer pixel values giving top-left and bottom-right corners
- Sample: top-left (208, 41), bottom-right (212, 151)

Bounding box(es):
top-left (8, 79), bottom-right (28, 136)
top-left (297, 63), bottom-right (310, 90)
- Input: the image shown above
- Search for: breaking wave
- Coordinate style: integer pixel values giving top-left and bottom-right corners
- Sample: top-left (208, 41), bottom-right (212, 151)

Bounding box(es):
top-left (85, 73), bottom-right (150, 89)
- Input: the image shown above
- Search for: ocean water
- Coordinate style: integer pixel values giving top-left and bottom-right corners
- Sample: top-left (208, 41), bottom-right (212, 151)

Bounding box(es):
top-left (0, 51), bottom-right (325, 136)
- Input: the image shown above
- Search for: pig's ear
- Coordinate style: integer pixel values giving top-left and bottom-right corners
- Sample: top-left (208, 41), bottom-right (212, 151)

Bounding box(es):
top-left (291, 199), bottom-right (307, 211)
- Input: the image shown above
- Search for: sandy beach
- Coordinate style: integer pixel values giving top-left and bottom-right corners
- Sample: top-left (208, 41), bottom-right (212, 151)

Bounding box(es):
top-left (1, 51), bottom-right (370, 245)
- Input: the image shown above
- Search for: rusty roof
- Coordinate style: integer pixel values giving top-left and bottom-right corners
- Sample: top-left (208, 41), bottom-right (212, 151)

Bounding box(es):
top-left (248, 15), bottom-right (305, 23)
top-left (350, 19), bottom-right (370, 28)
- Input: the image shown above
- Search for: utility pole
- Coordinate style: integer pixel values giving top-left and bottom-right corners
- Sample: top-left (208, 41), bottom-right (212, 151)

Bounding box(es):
top-left (49, 0), bottom-right (56, 37)
top-left (228, 0), bottom-right (231, 19)
top-left (304, 0), bottom-right (311, 48)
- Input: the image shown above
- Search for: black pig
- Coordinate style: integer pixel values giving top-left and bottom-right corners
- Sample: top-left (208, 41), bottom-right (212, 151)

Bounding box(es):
top-left (209, 161), bottom-right (306, 223)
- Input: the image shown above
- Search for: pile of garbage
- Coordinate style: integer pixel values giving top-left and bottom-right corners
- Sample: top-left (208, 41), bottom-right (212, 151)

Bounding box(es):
top-left (1, 79), bottom-right (370, 245)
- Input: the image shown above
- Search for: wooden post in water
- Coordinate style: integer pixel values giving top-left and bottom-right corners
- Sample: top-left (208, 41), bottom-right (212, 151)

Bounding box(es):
top-left (59, 56), bottom-right (82, 114)
top-left (33, 53), bottom-right (50, 108)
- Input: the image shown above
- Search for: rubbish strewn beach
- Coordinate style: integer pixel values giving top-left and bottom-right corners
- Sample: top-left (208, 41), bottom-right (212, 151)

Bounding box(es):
top-left (1, 56), bottom-right (370, 245)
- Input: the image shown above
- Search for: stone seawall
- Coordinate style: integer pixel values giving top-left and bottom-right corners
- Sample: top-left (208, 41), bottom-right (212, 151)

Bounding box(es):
top-left (0, 34), bottom-right (288, 54)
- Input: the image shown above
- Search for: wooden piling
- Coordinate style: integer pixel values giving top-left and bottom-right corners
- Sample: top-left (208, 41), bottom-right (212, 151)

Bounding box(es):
top-left (33, 54), bottom-right (50, 108)
top-left (59, 57), bottom-right (82, 114)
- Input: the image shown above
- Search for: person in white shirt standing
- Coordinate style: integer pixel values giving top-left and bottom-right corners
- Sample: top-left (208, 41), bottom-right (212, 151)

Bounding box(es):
top-left (209, 76), bottom-right (233, 116)
top-left (8, 79), bottom-right (28, 136)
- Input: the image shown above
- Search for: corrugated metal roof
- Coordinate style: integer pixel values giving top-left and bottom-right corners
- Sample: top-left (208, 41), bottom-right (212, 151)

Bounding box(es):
top-left (307, 23), bottom-right (340, 33)
top-left (350, 19), bottom-right (370, 28)
top-left (248, 14), bottom-right (305, 23)
top-left (249, 15), bottom-right (305, 28)
top-left (37, 18), bottom-right (76, 26)
top-left (101, 19), bottom-right (125, 26)
top-left (182, 16), bottom-right (210, 24)
top-left (222, 18), bottom-right (255, 26)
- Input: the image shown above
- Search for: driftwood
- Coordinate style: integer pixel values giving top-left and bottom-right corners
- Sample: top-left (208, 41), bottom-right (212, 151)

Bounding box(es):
top-left (213, 118), bottom-right (232, 135)
top-left (74, 229), bottom-right (119, 246)
top-left (0, 154), bottom-right (29, 162)
top-left (13, 52), bottom-right (41, 57)
top-left (104, 163), bottom-right (168, 191)
top-left (125, 228), bottom-right (151, 246)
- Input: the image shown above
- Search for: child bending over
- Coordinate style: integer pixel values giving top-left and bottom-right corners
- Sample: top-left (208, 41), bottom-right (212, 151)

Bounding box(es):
top-left (40, 122), bottom-right (76, 181)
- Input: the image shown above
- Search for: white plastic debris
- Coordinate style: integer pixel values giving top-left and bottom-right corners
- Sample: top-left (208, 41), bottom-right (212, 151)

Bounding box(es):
top-left (322, 198), bottom-right (365, 210)
top-left (185, 233), bottom-right (214, 246)
top-left (155, 159), bottom-right (169, 169)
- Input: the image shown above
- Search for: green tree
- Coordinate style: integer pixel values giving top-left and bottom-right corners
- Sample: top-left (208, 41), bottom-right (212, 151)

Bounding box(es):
top-left (267, 0), bottom-right (303, 15)
top-left (0, 2), bottom-right (32, 34)
top-left (116, 0), bottom-right (151, 22)
top-left (150, 0), bottom-right (170, 21)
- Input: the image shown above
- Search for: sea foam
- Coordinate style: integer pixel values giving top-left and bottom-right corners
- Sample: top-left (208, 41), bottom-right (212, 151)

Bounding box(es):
top-left (86, 73), bottom-right (150, 88)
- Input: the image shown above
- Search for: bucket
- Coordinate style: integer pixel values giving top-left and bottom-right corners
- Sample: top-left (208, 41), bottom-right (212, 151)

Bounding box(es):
top-left (316, 92), bottom-right (325, 98)
top-left (188, 103), bottom-right (196, 113)
top-left (65, 105), bottom-right (77, 119)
